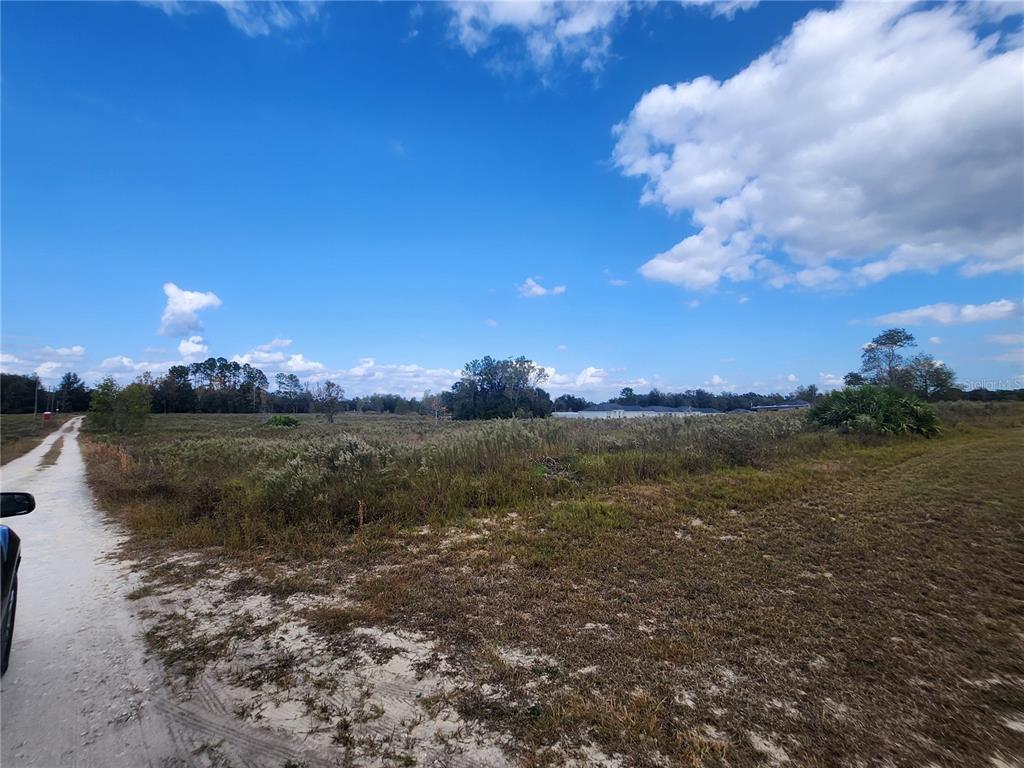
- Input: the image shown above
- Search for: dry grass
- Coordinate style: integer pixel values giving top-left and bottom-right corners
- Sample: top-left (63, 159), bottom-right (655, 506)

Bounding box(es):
top-left (84, 403), bottom-right (1024, 766)
top-left (1, 413), bottom-right (71, 465)
top-left (37, 436), bottom-right (64, 467)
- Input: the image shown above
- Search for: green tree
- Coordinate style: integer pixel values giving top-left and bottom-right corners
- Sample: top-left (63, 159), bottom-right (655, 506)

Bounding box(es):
top-left (861, 328), bottom-right (916, 386)
top-left (275, 373), bottom-right (304, 413)
top-left (87, 377), bottom-right (120, 431)
top-left (553, 394), bottom-right (592, 412)
top-left (154, 365), bottom-right (196, 413)
top-left (56, 372), bottom-right (90, 412)
top-left (117, 382), bottom-right (153, 432)
top-left (903, 354), bottom-right (956, 400)
top-left (448, 356), bottom-right (551, 419)
top-left (843, 371), bottom-right (866, 386)
top-left (615, 387), bottom-right (638, 405)
top-left (792, 384), bottom-right (820, 403)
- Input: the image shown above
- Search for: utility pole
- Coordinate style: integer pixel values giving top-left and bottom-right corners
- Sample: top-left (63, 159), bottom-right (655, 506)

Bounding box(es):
top-left (33, 377), bottom-right (40, 416)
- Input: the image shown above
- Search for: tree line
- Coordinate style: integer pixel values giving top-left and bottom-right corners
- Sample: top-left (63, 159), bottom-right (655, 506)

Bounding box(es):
top-left (2, 339), bottom-right (1021, 422)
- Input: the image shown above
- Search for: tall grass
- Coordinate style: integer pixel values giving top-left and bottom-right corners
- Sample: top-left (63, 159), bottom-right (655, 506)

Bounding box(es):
top-left (83, 412), bottom-right (817, 551)
top-left (84, 404), bottom-right (1018, 553)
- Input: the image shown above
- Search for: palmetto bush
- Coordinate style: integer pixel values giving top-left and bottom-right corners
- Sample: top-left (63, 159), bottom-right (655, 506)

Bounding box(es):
top-left (809, 386), bottom-right (940, 437)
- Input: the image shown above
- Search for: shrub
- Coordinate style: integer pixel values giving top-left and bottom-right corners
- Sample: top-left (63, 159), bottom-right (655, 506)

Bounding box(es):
top-left (265, 415), bottom-right (300, 428)
top-left (809, 386), bottom-right (940, 437)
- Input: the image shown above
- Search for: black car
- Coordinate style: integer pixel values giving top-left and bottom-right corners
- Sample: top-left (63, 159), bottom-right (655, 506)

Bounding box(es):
top-left (1, 492), bottom-right (35, 675)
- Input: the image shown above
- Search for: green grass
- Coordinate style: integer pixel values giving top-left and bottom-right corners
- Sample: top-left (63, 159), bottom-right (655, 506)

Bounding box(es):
top-left (1, 413), bottom-right (73, 465)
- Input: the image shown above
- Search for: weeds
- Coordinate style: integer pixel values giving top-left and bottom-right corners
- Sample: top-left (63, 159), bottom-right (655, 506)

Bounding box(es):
top-left (84, 410), bottom-right (819, 552)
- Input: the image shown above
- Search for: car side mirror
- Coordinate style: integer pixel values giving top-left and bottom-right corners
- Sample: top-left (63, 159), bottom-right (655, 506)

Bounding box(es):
top-left (1, 493), bottom-right (35, 518)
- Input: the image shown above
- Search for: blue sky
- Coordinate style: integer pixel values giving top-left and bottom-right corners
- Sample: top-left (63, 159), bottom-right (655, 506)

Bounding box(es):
top-left (2, 1), bottom-right (1022, 397)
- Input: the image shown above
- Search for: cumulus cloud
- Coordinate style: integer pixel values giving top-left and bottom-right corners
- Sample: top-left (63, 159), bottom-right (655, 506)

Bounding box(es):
top-left (518, 277), bottom-right (566, 297)
top-left (819, 372), bottom-right (844, 388)
top-left (0, 343), bottom-right (90, 381)
top-left (308, 358), bottom-right (461, 398)
top-left (873, 299), bottom-right (1020, 326)
top-left (34, 362), bottom-right (62, 378)
top-left (284, 354), bottom-right (325, 373)
top-left (614, 2), bottom-right (1024, 291)
top-left (786, 373), bottom-right (798, 384)
top-left (929, 336), bottom-right (943, 345)
top-left (231, 340), bottom-right (323, 373)
top-left (99, 355), bottom-right (177, 376)
top-left (146, 0), bottom-right (322, 38)
top-left (158, 283), bottom-right (222, 337)
top-left (543, 364), bottom-right (612, 393)
top-left (178, 335), bottom-right (209, 361)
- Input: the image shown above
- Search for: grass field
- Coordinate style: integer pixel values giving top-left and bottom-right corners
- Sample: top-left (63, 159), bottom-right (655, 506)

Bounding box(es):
top-left (83, 404), bottom-right (1024, 766)
top-left (1, 412), bottom-right (73, 465)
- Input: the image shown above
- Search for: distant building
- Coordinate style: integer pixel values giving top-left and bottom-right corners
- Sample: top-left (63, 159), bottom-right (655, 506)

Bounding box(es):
top-left (552, 403), bottom-right (723, 419)
top-left (750, 400), bottom-right (811, 411)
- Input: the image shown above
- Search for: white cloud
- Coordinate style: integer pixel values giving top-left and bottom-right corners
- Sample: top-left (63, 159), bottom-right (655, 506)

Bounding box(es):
top-left (158, 282), bottom-right (222, 337)
top-left (178, 335), bottom-right (209, 361)
top-left (680, 0), bottom-right (759, 19)
top-left (99, 355), bottom-right (177, 377)
top-left (258, 338), bottom-right (292, 350)
top-left (738, 296), bottom-right (750, 304)
top-left (819, 372), bottom-right (844, 388)
top-left (34, 362), bottom-right (61, 379)
top-left (608, 278), bottom-right (628, 287)
top-left (447, 1), bottom-right (631, 74)
top-left (518, 277), bottom-right (566, 297)
top-left (40, 345), bottom-right (86, 358)
top-left (544, 364), bottom-right (609, 391)
top-left (446, 1), bottom-right (757, 75)
top-left (555, 344), bottom-right (568, 352)
top-left (1, 344), bottom-right (86, 381)
top-left (147, 1), bottom-right (322, 38)
top-left (231, 340), bottom-right (324, 374)
top-left (614, 2), bottom-right (1024, 290)
top-left (989, 333), bottom-right (1024, 345)
top-left (786, 373), bottom-right (798, 384)
top-left (485, 318), bottom-right (499, 327)
top-left (284, 354), bottom-right (325, 374)
top-left (308, 358), bottom-right (461, 398)
top-left (706, 373), bottom-right (730, 390)
top-left (929, 336), bottom-right (943, 345)
top-left (873, 299), bottom-right (1020, 326)
top-left (685, 299), bottom-right (701, 310)
top-left (794, 265), bottom-right (842, 288)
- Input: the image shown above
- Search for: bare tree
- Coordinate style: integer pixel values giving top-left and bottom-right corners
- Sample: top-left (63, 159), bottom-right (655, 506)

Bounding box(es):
top-left (313, 380), bottom-right (344, 423)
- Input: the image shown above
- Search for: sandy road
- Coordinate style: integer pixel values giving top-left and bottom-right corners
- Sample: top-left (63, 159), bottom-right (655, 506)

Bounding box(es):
top-left (0, 420), bottom-right (342, 768)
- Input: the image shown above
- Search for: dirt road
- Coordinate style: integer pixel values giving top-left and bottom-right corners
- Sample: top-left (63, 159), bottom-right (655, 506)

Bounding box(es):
top-left (0, 420), bottom-right (341, 768)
